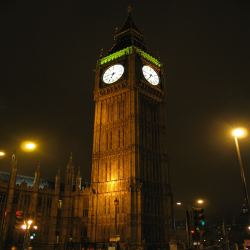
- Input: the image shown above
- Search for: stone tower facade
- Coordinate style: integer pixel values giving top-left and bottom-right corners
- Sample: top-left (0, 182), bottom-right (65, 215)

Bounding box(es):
top-left (88, 8), bottom-right (173, 250)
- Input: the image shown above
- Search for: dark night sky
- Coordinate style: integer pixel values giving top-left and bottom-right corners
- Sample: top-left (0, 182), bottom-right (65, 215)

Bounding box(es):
top-left (1, 0), bottom-right (250, 221)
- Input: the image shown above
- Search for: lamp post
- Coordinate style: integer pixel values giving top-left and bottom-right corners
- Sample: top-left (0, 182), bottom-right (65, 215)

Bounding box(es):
top-left (233, 128), bottom-right (250, 218)
top-left (176, 200), bottom-right (204, 248)
top-left (21, 219), bottom-right (37, 250)
top-left (114, 198), bottom-right (119, 238)
top-left (0, 142), bottom-right (36, 250)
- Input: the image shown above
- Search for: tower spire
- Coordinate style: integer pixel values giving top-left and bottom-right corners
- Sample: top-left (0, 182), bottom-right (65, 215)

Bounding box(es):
top-left (105, 6), bottom-right (149, 56)
top-left (127, 5), bottom-right (132, 14)
top-left (65, 153), bottom-right (74, 191)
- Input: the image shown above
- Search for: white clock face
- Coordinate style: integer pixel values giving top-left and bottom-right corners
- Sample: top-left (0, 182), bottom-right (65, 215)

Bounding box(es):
top-left (102, 64), bottom-right (124, 84)
top-left (142, 65), bottom-right (159, 85)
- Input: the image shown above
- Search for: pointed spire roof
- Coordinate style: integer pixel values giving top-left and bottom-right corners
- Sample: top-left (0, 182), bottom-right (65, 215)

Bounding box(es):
top-left (105, 6), bottom-right (150, 56)
top-left (67, 153), bottom-right (74, 169)
top-left (11, 150), bottom-right (17, 168)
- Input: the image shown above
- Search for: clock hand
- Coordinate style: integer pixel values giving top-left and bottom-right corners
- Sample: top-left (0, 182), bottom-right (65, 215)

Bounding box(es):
top-left (147, 74), bottom-right (152, 80)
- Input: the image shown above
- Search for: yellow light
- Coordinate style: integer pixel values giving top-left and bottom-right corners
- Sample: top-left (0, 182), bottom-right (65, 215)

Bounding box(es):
top-left (20, 141), bottom-right (36, 152)
top-left (0, 152), bottom-right (5, 156)
top-left (233, 129), bottom-right (244, 137)
top-left (26, 143), bottom-right (35, 149)
top-left (28, 220), bottom-right (32, 225)
top-left (21, 225), bottom-right (26, 229)
top-left (177, 202), bottom-right (182, 205)
top-left (198, 200), bottom-right (203, 204)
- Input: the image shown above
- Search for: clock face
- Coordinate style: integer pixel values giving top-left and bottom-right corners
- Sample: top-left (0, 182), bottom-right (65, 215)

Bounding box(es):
top-left (102, 64), bottom-right (124, 84)
top-left (142, 65), bottom-right (159, 85)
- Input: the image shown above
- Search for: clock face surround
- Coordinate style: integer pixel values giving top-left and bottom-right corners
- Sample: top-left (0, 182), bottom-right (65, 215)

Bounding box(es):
top-left (102, 64), bottom-right (124, 84)
top-left (142, 65), bottom-right (159, 85)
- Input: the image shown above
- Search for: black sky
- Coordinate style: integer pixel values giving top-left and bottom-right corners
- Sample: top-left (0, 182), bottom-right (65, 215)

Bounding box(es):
top-left (1, 0), bottom-right (250, 221)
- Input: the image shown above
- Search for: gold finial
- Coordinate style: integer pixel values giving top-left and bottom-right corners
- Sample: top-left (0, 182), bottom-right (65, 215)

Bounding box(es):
top-left (127, 5), bottom-right (132, 13)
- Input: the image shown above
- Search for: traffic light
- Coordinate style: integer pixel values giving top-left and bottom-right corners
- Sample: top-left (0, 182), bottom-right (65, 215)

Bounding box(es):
top-left (191, 230), bottom-right (195, 240)
top-left (15, 211), bottom-right (23, 229)
top-left (193, 208), bottom-right (204, 229)
top-left (15, 211), bottom-right (23, 220)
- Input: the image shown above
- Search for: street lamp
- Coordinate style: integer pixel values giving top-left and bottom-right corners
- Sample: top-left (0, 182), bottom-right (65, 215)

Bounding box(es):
top-left (176, 200), bottom-right (204, 248)
top-left (176, 201), bottom-right (192, 248)
top-left (232, 128), bottom-right (250, 217)
top-left (0, 142), bottom-right (36, 250)
top-left (21, 220), bottom-right (35, 250)
top-left (114, 198), bottom-right (119, 238)
top-left (0, 141), bottom-right (36, 157)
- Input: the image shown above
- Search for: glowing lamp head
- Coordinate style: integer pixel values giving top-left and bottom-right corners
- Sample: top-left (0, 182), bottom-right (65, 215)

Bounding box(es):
top-left (191, 230), bottom-right (195, 234)
top-left (34, 226), bottom-right (37, 230)
top-left (233, 129), bottom-right (244, 137)
top-left (21, 141), bottom-right (36, 152)
top-left (0, 152), bottom-right (5, 156)
top-left (28, 220), bottom-right (32, 225)
top-left (176, 202), bottom-right (182, 205)
top-left (21, 225), bottom-right (27, 229)
top-left (198, 200), bottom-right (203, 204)
top-left (26, 143), bottom-right (35, 149)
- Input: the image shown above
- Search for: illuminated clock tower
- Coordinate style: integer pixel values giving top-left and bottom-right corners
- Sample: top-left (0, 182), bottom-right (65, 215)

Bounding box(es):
top-left (88, 7), bottom-right (173, 250)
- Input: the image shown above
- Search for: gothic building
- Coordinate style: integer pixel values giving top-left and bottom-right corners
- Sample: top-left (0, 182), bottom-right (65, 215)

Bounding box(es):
top-left (0, 7), bottom-right (173, 250)
top-left (0, 153), bottom-right (90, 250)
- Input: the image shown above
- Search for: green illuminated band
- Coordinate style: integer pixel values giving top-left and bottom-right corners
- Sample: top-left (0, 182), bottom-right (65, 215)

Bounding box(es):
top-left (99, 46), bottom-right (162, 67)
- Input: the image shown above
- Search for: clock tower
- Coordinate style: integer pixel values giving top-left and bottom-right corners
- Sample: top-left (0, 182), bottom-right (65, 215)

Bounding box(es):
top-left (88, 7), bottom-right (173, 250)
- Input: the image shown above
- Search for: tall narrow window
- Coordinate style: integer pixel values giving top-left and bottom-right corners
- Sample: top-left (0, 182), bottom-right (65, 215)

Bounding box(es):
top-left (106, 133), bottom-right (108, 150)
top-left (107, 103), bottom-right (110, 122)
top-left (104, 196), bottom-right (106, 215)
top-left (123, 158), bottom-right (125, 179)
top-left (122, 100), bottom-right (125, 118)
top-left (110, 162), bottom-right (112, 181)
top-left (110, 131), bottom-right (112, 149)
top-left (118, 129), bottom-right (120, 148)
top-left (118, 100), bottom-right (121, 119)
top-left (122, 129), bottom-right (124, 147)
top-left (110, 103), bottom-right (113, 122)
top-left (105, 162), bottom-right (107, 181)
top-left (121, 195), bottom-right (125, 213)
top-left (108, 196), bottom-right (110, 214)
